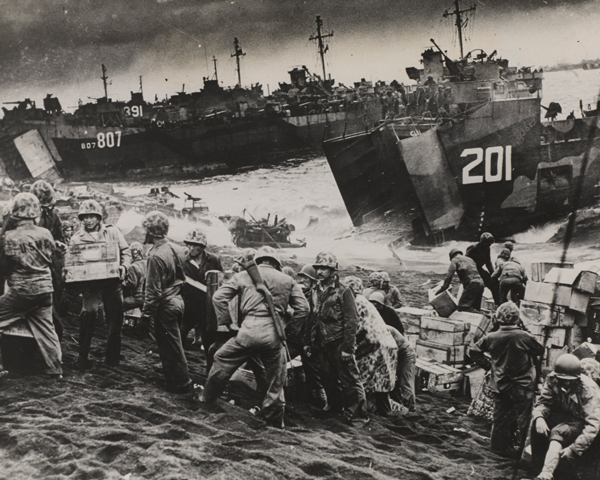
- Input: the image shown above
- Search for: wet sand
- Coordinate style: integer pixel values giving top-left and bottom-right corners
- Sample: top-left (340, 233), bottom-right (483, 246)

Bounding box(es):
top-left (0, 253), bottom-right (593, 480)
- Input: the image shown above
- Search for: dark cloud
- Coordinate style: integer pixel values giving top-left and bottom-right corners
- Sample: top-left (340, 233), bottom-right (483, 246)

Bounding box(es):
top-left (0, 0), bottom-right (598, 102)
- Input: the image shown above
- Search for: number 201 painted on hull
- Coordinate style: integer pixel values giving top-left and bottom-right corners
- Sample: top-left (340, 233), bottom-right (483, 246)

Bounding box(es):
top-left (461, 146), bottom-right (512, 185)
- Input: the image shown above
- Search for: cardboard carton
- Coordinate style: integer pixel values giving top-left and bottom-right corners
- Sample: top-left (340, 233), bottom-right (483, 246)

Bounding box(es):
top-left (571, 342), bottom-right (600, 360)
top-left (524, 282), bottom-right (590, 314)
top-left (531, 262), bottom-right (573, 282)
top-left (64, 242), bottom-right (120, 283)
top-left (544, 267), bottom-right (599, 294)
top-left (519, 300), bottom-right (576, 327)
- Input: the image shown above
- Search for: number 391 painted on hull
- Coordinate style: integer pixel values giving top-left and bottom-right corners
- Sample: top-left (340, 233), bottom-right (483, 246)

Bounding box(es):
top-left (461, 146), bottom-right (512, 185)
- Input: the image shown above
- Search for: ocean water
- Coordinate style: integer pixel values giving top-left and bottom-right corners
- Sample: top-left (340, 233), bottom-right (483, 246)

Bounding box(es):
top-left (114, 70), bottom-right (600, 274)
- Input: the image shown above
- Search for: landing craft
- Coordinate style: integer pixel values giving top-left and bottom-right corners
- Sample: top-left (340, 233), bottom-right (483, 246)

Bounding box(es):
top-left (322, 2), bottom-right (600, 245)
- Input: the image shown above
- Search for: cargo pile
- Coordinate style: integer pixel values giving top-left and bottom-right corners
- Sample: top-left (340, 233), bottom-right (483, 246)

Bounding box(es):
top-left (520, 262), bottom-right (599, 371)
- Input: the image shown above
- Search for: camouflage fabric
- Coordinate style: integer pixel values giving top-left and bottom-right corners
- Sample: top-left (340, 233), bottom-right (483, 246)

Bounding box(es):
top-left (313, 251), bottom-right (338, 270)
top-left (184, 228), bottom-right (207, 246)
top-left (495, 301), bottom-right (520, 324)
top-left (78, 199), bottom-right (103, 220)
top-left (344, 275), bottom-right (363, 295)
top-left (129, 242), bottom-right (144, 260)
top-left (11, 192), bottom-right (41, 219)
top-left (31, 180), bottom-right (56, 206)
top-left (368, 272), bottom-right (384, 288)
top-left (142, 211), bottom-right (169, 238)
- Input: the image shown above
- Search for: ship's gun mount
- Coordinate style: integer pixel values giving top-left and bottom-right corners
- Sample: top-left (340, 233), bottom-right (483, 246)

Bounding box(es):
top-left (429, 39), bottom-right (462, 80)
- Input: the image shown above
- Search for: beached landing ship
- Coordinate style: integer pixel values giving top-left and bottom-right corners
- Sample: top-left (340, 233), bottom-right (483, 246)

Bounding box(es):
top-left (322, 1), bottom-right (600, 245)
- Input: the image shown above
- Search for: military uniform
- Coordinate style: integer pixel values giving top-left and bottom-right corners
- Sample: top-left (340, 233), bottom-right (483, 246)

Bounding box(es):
top-left (438, 253), bottom-right (485, 311)
top-left (142, 238), bottom-right (191, 392)
top-left (123, 257), bottom-right (147, 311)
top-left (70, 221), bottom-right (131, 366)
top-left (310, 274), bottom-right (368, 421)
top-left (0, 194), bottom-right (62, 375)
top-left (204, 256), bottom-right (309, 428)
top-left (181, 249), bottom-right (223, 347)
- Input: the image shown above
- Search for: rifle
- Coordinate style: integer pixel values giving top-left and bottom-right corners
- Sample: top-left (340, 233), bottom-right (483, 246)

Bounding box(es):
top-left (235, 257), bottom-right (292, 364)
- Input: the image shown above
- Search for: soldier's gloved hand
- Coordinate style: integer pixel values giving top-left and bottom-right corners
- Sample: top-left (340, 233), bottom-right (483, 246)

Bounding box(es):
top-left (341, 351), bottom-right (354, 364)
top-left (535, 417), bottom-right (550, 436)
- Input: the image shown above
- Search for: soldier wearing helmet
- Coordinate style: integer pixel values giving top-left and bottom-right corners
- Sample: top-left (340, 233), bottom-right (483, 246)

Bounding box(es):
top-left (297, 264), bottom-right (317, 297)
top-left (68, 198), bottom-right (131, 369)
top-left (379, 272), bottom-right (404, 308)
top-left (369, 291), bottom-right (404, 335)
top-left (181, 228), bottom-right (222, 349)
top-left (435, 247), bottom-right (485, 312)
top-left (469, 301), bottom-right (544, 459)
top-left (309, 252), bottom-right (370, 426)
top-left (530, 353), bottom-right (600, 480)
top-left (140, 211), bottom-right (192, 394)
top-left (466, 232), bottom-right (497, 304)
top-left (200, 245), bottom-right (309, 428)
top-left (31, 179), bottom-right (67, 339)
top-left (122, 242), bottom-right (147, 311)
top-left (61, 220), bottom-right (74, 244)
top-left (0, 193), bottom-right (63, 377)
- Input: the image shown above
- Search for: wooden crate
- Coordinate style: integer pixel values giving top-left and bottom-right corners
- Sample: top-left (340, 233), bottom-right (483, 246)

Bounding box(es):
top-left (416, 339), bottom-right (466, 366)
top-left (520, 300), bottom-right (576, 327)
top-left (429, 290), bottom-right (458, 318)
top-left (64, 242), bottom-right (119, 283)
top-left (572, 342), bottom-right (600, 360)
top-left (449, 311), bottom-right (492, 345)
top-left (527, 324), bottom-right (568, 347)
top-left (419, 316), bottom-right (469, 346)
top-left (397, 307), bottom-right (429, 334)
top-left (415, 358), bottom-right (464, 393)
top-left (544, 268), bottom-right (598, 294)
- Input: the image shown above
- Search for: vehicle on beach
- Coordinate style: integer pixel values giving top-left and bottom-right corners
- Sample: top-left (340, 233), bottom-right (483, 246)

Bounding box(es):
top-left (225, 211), bottom-right (306, 249)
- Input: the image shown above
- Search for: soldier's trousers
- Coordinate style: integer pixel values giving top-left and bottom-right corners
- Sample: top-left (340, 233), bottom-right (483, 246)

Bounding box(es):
top-left (154, 295), bottom-right (191, 392)
top-left (319, 340), bottom-right (368, 420)
top-left (203, 316), bottom-right (287, 428)
top-left (0, 290), bottom-right (62, 375)
top-left (78, 279), bottom-right (124, 366)
top-left (491, 385), bottom-right (535, 455)
top-left (391, 342), bottom-right (416, 411)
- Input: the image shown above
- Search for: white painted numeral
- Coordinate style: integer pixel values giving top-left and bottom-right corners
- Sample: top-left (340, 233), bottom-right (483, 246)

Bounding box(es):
top-left (462, 146), bottom-right (513, 184)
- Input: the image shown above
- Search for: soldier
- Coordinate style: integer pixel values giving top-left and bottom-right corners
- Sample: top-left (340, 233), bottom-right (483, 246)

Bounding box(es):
top-left (122, 242), bottom-right (146, 311)
top-left (181, 228), bottom-right (223, 348)
top-left (198, 246), bottom-right (309, 428)
top-left (309, 252), bottom-right (369, 426)
top-left (380, 271), bottom-right (404, 308)
top-left (369, 291), bottom-right (405, 335)
top-left (69, 199), bottom-right (131, 369)
top-left (31, 179), bottom-right (66, 339)
top-left (0, 193), bottom-right (62, 377)
top-left (530, 354), bottom-right (600, 480)
top-left (435, 248), bottom-right (485, 312)
top-left (466, 232), bottom-right (497, 303)
top-left (469, 302), bottom-right (544, 459)
top-left (140, 211), bottom-right (192, 394)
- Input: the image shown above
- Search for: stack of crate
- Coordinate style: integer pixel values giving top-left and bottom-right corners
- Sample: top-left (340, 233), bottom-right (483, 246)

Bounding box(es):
top-left (520, 265), bottom-right (598, 369)
top-left (396, 306), bottom-right (432, 350)
top-left (416, 316), bottom-right (470, 367)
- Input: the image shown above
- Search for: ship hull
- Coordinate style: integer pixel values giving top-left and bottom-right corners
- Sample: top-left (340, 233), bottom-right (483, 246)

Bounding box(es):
top-left (323, 98), bottom-right (600, 243)
top-left (0, 105), bottom-right (383, 182)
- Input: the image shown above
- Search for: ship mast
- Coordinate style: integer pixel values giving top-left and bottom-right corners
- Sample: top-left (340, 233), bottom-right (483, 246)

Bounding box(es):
top-left (309, 15), bottom-right (333, 84)
top-left (443, 0), bottom-right (476, 60)
top-left (231, 38), bottom-right (245, 87)
top-left (101, 64), bottom-right (109, 100)
top-left (212, 56), bottom-right (219, 83)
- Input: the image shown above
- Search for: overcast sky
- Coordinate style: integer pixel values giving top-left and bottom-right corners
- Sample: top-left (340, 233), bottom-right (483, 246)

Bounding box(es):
top-left (2, 0), bottom-right (600, 111)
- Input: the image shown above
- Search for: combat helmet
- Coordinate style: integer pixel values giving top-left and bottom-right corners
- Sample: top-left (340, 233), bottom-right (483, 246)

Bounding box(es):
top-left (298, 264), bottom-right (317, 281)
top-left (480, 232), bottom-right (495, 246)
top-left (343, 276), bottom-right (363, 295)
top-left (78, 199), bottom-right (103, 220)
top-left (313, 252), bottom-right (338, 271)
top-left (130, 242), bottom-right (144, 259)
top-left (554, 354), bottom-right (582, 381)
top-left (31, 179), bottom-right (56, 206)
top-left (449, 248), bottom-right (463, 260)
top-left (184, 228), bottom-right (207, 246)
top-left (142, 210), bottom-right (169, 238)
top-left (11, 192), bottom-right (41, 219)
top-left (369, 272), bottom-right (384, 288)
top-left (495, 301), bottom-right (520, 325)
top-left (254, 246), bottom-right (281, 269)
top-left (369, 291), bottom-right (386, 305)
